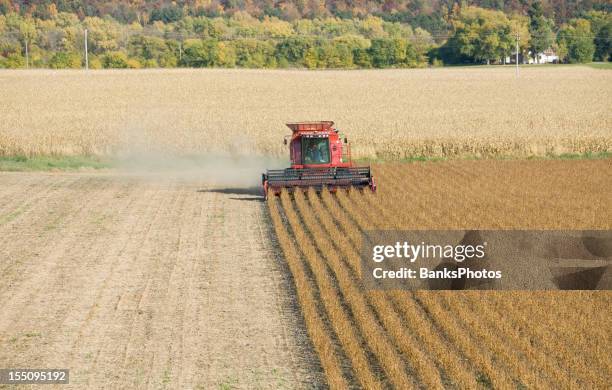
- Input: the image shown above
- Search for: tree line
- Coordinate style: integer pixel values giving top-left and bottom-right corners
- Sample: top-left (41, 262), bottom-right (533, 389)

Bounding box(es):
top-left (4, 0), bottom-right (610, 27)
top-left (0, 2), bottom-right (610, 69)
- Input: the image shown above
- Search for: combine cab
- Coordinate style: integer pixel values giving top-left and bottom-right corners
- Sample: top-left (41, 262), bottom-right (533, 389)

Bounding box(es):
top-left (262, 121), bottom-right (376, 198)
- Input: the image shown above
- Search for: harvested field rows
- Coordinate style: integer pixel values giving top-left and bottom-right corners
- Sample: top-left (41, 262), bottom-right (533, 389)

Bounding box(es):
top-left (0, 172), bottom-right (324, 389)
top-left (269, 159), bottom-right (612, 389)
top-left (1, 67), bottom-right (611, 159)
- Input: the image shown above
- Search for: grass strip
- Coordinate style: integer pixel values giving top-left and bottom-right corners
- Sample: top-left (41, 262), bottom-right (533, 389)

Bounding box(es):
top-left (0, 155), bottom-right (112, 171)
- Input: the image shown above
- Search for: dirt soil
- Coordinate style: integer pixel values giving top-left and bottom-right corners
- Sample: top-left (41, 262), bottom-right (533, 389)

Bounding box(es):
top-left (0, 172), bottom-right (323, 389)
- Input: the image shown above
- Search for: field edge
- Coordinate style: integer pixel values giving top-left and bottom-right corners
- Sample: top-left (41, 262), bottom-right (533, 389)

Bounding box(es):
top-left (1, 152), bottom-right (610, 172)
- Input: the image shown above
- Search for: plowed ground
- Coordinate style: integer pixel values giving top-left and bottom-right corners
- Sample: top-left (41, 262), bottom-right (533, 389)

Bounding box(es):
top-left (0, 172), bottom-right (323, 389)
top-left (269, 158), bottom-right (612, 389)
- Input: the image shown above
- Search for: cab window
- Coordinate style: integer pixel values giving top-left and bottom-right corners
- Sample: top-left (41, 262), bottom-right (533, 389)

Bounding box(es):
top-left (302, 137), bottom-right (330, 164)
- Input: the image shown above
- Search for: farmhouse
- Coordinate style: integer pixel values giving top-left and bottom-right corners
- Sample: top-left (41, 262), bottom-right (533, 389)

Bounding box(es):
top-left (505, 48), bottom-right (559, 64)
top-left (528, 48), bottom-right (559, 64)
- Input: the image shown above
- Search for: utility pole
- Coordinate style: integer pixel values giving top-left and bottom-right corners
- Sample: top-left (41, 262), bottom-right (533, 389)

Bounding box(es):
top-left (84, 29), bottom-right (89, 70)
top-left (24, 39), bottom-right (29, 68)
top-left (178, 33), bottom-right (183, 62)
top-left (515, 32), bottom-right (520, 78)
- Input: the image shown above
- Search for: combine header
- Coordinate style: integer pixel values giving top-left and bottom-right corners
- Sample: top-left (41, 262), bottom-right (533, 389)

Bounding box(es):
top-left (262, 121), bottom-right (376, 198)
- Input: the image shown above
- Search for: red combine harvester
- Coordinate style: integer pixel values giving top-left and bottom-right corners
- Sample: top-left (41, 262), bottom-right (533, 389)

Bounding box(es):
top-left (262, 121), bottom-right (376, 198)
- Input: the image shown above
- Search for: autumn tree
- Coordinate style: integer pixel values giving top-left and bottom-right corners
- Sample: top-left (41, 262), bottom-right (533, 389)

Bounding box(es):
top-left (528, 1), bottom-right (555, 62)
top-left (441, 6), bottom-right (514, 64)
top-left (557, 18), bottom-right (595, 63)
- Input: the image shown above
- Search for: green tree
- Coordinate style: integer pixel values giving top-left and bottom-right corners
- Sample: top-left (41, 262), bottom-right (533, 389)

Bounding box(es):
top-left (528, 2), bottom-right (555, 62)
top-left (555, 41), bottom-right (569, 63)
top-left (275, 36), bottom-right (315, 66)
top-left (128, 35), bottom-right (178, 67)
top-left (48, 51), bottom-right (81, 68)
top-left (233, 39), bottom-right (276, 68)
top-left (594, 21), bottom-right (612, 61)
top-left (216, 42), bottom-right (236, 67)
top-left (326, 41), bottom-right (353, 68)
top-left (582, 11), bottom-right (612, 61)
top-left (558, 19), bottom-right (595, 63)
top-left (0, 0), bottom-right (11, 15)
top-left (443, 6), bottom-right (514, 65)
top-left (303, 46), bottom-right (318, 68)
top-left (0, 52), bottom-right (25, 68)
top-left (83, 17), bottom-right (121, 54)
top-left (181, 39), bottom-right (219, 67)
top-left (412, 27), bottom-right (434, 64)
top-left (368, 38), bottom-right (407, 67)
top-left (352, 47), bottom-right (372, 67)
top-left (102, 51), bottom-right (129, 68)
top-left (150, 6), bottom-right (184, 23)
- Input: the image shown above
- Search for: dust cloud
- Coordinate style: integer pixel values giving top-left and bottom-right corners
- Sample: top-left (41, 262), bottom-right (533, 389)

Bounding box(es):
top-left (116, 152), bottom-right (286, 188)
top-left (115, 125), bottom-right (287, 188)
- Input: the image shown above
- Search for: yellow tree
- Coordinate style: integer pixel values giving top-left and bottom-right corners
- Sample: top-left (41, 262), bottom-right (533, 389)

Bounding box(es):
top-left (509, 14), bottom-right (531, 61)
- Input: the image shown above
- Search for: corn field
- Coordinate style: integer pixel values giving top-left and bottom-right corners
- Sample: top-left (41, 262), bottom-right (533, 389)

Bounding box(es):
top-left (1, 67), bottom-right (611, 159)
top-left (268, 159), bottom-right (611, 389)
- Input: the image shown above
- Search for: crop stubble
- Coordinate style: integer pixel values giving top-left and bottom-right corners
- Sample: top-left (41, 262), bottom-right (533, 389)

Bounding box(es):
top-left (269, 159), bottom-right (612, 389)
top-left (0, 172), bottom-right (324, 389)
